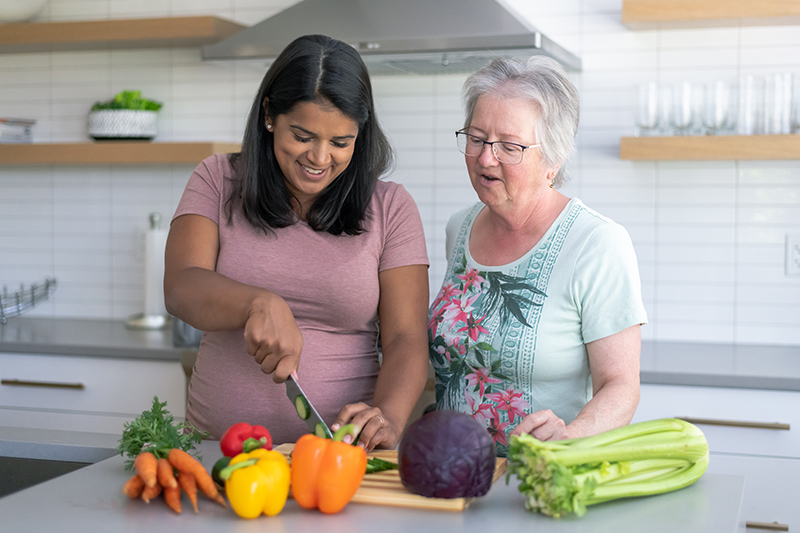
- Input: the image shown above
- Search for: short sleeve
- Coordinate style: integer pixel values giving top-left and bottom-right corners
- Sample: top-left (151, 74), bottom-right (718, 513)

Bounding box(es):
top-left (378, 183), bottom-right (429, 272)
top-left (572, 223), bottom-right (648, 343)
top-left (172, 154), bottom-right (227, 225)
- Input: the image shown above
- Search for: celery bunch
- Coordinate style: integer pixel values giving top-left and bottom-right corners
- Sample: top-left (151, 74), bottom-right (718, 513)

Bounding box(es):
top-left (507, 418), bottom-right (709, 518)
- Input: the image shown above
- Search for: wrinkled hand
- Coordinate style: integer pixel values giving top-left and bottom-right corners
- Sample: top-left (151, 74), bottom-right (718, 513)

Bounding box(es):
top-left (243, 293), bottom-right (303, 383)
top-left (510, 409), bottom-right (569, 441)
top-left (332, 403), bottom-right (396, 452)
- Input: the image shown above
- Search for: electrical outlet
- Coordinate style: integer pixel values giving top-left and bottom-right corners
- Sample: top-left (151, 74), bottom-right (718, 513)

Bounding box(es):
top-left (787, 233), bottom-right (800, 276)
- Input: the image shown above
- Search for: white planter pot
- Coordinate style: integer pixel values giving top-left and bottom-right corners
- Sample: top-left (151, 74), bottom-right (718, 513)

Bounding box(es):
top-left (0, 0), bottom-right (47, 22)
top-left (87, 110), bottom-right (158, 141)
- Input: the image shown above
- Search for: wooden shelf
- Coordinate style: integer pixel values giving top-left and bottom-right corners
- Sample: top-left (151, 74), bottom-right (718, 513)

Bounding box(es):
top-left (619, 135), bottom-right (800, 160)
top-left (0, 142), bottom-right (241, 165)
top-left (0, 16), bottom-right (246, 53)
top-left (622, 0), bottom-right (800, 29)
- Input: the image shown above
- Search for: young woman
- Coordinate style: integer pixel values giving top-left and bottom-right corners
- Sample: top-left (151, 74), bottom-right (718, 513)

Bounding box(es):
top-left (165, 35), bottom-right (429, 451)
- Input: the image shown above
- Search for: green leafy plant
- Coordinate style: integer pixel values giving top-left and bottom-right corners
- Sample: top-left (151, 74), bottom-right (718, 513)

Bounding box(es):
top-left (117, 396), bottom-right (208, 470)
top-left (91, 90), bottom-right (162, 112)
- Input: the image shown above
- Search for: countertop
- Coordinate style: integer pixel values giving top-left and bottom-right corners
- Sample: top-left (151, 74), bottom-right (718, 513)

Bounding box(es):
top-left (0, 316), bottom-right (191, 362)
top-left (0, 439), bottom-right (746, 533)
top-left (3, 317), bottom-right (799, 391)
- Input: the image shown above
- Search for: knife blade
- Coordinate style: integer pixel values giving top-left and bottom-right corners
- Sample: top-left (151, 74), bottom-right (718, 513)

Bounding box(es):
top-left (285, 373), bottom-right (332, 438)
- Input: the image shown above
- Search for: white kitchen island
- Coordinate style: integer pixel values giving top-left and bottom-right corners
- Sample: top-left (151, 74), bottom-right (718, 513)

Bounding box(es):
top-left (0, 439), bottom-right (745, 533)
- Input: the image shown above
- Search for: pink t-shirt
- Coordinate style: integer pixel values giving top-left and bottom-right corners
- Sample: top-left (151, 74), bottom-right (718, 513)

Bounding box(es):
top-left (173, 154), bottom-right (429, 443)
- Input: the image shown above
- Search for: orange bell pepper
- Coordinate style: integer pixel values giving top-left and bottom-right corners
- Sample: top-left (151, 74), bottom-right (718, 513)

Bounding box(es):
top-left (291, 424), bottom-right (367, 514)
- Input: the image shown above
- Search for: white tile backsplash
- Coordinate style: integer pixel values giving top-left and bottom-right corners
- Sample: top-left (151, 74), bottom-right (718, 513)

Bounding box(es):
top-left (0, 0), bottom-right (798, 344)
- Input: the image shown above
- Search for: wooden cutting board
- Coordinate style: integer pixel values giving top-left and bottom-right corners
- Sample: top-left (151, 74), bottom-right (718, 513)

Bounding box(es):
top-left (274, 443), bottom-right (507, 511)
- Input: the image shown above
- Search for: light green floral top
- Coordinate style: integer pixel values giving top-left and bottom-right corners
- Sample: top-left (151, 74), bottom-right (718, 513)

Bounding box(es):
top-left (428, 199), bottom-right (647, 456)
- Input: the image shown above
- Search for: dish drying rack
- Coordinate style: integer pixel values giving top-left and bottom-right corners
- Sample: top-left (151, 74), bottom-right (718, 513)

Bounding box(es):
top-left (1, 278), bottom-right (58, 324)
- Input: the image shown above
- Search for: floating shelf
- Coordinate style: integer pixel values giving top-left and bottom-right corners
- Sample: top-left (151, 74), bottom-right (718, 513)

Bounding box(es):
top-left (622, 0), bottom-right (800, 29)
top-left (619, 135), bottom-right (800, 161)
top-left (0, 142), bottom-right (241, 165)
top-left (0, 16), bottom-right (247, 53)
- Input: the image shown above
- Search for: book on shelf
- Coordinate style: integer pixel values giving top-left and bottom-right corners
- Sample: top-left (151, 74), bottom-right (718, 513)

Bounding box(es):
top-left (0, 118), bottom-right (36, 143)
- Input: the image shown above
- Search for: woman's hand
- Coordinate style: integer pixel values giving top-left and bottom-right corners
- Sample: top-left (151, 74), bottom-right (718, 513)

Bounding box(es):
top-left (510, 409), bottom-right (569, 441)
top-left (331, 403), bottom-right (397, 452)
top-left (244, 292), bottom-right (303, 383)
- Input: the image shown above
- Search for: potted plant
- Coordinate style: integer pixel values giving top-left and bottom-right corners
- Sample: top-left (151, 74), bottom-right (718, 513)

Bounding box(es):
top-left (88, 90), bottom-right (163, 141)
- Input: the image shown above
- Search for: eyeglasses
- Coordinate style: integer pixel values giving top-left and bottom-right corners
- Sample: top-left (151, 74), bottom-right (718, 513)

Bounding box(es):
top-left (455, 129), bottom-right (540, 165)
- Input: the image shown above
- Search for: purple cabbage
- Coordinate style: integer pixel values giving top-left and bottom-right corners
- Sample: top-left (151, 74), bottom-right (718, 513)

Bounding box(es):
top-left (398, 410), bottom-right (496, 498)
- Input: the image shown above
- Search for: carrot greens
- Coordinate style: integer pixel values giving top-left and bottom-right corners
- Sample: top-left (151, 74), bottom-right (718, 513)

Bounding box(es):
top-left (118, 396), bottom-right (207, 470)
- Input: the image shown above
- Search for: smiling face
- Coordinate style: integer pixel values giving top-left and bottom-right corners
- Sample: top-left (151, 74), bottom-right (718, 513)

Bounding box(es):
top-left (465, 94), bottom-right (555, 214)
top-left (266, 100), bottom-right (359, 216)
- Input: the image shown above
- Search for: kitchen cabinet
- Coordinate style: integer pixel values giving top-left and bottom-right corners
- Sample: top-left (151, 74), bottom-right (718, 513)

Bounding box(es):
top-left (0, 141), bottom-right (241, 165)
top-left (619, 135), bottom-right (800, 161)
top-left (0, 16), bottom-right (246, 53)
top-left (622, 0), bottom-right (800, 30)
top-left (0, 351), bottom-right (186, 434)
top-left (633, 383), bottom-right (798, 531)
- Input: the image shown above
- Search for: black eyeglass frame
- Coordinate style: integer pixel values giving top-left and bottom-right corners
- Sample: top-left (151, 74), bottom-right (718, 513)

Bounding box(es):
top-left (454, 129), bottom-right (540, 165)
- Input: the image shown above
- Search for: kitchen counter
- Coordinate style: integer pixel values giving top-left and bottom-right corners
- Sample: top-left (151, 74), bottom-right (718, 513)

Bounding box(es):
top-left (4, 317), bottom-right (799, 390)
top-left (0, 440), bottom-right (746, 533)
top-left (0, 316), bottom-right (190, 362)
top-left (639, 340), bottom-right (800, 391)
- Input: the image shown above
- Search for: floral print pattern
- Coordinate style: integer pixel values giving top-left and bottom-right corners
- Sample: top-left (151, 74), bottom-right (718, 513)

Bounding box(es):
top-left (429, 251), bottom-right (546, 456)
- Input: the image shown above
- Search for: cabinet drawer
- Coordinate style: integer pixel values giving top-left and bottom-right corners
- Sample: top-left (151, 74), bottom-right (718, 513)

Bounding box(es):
top-left (633, 384), bottom-right (798, 459)
top-left (706, 453), bottom-right (799, 532)
top-left (0, 352), bottom-right (185, 417)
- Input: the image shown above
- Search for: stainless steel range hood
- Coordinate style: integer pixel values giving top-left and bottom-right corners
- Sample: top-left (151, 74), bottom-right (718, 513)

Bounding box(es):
top-left (203, 0), bottom-right (581, 75)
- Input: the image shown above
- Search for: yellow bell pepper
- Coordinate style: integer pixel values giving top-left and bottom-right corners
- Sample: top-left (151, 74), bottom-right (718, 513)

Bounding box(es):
top-left (220, 448), bottom-right (291, 519)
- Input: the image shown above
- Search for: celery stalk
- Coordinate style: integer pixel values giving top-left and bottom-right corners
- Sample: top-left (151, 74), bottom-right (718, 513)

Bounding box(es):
top-left (507, 418), bottom-right (709, 518)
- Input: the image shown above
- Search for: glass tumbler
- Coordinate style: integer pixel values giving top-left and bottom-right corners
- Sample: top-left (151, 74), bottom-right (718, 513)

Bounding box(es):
top-left (791, 73), bottom-right (800, 134)
top-left (635, 82), bottom-right (660, 136)
top-left (764, 72), bottom-right (792, 134)
top-left (703, 81), bottom-right (735, 135)
top-left (671, 82), bottom-right (696, 136)
top-left (737, 75), bottom-right (764, 135)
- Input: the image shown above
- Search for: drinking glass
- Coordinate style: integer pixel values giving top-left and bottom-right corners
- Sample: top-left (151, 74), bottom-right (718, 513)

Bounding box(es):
top-left (658, 84), bottom-right (673, 136)
top-left (635, 82), bottom-right (660, 136)
top-left (703, 81), bottom-right (735, 135)
top-left (792, 73), bottom-right (800, 134)
top-left (737, 75), bottom-right (764, 135)
top-left (671, 82), bottom-right (696, 136)
top-left (764, 72), bottom-right (792, 134)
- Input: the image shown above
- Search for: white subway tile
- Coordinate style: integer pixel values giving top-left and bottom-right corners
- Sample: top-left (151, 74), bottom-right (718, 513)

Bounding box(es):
top-left (735, 324), bottom-right (800, 345)
top-left (656, 322), bottom-right (735, 343)
top-left (657, 264), bottom-right (735, 283)
top-left (655, 282), bottom-right (735, 304)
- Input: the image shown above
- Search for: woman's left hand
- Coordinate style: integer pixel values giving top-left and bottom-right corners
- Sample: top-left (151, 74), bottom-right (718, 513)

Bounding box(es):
top-left (510, 409), bottom-right (569, 441)
top-left (332, 402), bottom-right (396, 452)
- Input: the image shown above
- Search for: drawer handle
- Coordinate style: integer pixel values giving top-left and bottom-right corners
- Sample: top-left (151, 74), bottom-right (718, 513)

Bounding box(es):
top-left (746, 521), bottom-right (789, 531)
top-left (677, 417), bottom-right (789, 431)
top-left (1, 378), bottom-right (85, 390)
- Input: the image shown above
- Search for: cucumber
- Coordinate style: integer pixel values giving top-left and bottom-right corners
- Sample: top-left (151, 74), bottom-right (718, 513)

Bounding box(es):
top-left (295, 394), bottom-right (310, 420)
top-left (314, 422), bottom-right (329, 438)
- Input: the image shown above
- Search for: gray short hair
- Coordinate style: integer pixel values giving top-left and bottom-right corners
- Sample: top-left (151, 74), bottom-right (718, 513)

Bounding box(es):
top-left (462, 56), bottom-right (580, 188)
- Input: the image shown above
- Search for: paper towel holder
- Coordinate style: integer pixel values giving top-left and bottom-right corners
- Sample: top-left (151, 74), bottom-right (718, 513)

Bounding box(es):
top-left (126, 212), bottom-right (171, 330)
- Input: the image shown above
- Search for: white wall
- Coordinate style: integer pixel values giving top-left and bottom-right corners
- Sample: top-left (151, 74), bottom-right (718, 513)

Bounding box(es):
top-left (1, 0), bottom-right (799, 345)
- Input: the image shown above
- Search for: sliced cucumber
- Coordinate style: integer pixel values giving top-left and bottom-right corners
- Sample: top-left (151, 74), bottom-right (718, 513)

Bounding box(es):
top-left (295, 394), bottom-right (310, 420)
top-left (314, 422), bottom-right (330, 438)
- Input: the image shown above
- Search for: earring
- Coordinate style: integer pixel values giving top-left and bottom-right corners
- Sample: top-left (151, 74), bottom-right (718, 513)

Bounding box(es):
top-left (548, 173), bottom-right (555, 189)
top-left (266, 124), bottom-right (273, 131)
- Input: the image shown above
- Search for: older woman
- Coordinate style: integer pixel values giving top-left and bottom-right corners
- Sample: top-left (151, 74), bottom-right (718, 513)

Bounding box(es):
top-left (428, 56), bottom-right (647, 456)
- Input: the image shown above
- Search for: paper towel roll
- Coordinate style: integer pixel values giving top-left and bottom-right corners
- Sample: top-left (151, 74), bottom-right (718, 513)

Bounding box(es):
top-left (143, 226), bottom-right (168, 317)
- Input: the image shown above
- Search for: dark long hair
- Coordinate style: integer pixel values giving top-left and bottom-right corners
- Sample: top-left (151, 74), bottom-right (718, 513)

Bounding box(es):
top-left (227, 34), bottom-right (393, 235)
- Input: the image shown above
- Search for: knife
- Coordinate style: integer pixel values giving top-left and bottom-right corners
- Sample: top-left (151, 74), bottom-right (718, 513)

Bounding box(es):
top-left (285, 372), bottom-right (332, 438)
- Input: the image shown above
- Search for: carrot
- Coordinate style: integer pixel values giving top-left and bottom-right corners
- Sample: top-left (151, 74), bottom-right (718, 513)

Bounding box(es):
top-left (141, 481), bottom-right (162, 503)
top-left (163, 484), bottom-right (182, 514)
top-left (168, 448), bottom-right (227, 508)
top-left (156, 458), bottom-right (178, 489)
top-left (134, 451), bottom-right (158, 488)
top-left (122, 474), bottom-right (145, 499)
top-left (176, 471), bottom-right (199, 513)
